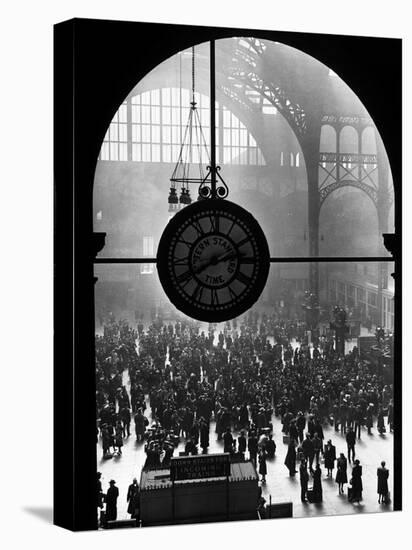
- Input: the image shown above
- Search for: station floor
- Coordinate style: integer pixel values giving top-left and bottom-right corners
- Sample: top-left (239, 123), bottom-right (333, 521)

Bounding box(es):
top-left (97, 394), bottom-right (394, 522)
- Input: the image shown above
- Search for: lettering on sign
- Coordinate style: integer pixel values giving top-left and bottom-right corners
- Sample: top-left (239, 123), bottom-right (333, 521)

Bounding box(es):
top-left (170, 453), bottom-right (231, 481)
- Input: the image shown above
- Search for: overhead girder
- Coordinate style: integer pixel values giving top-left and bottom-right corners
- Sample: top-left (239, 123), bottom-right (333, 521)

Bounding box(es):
top-left (218, 40), bottom-right (308, 140)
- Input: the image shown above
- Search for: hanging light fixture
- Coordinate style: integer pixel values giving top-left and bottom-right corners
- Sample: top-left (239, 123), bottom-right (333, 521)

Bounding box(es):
top-left (168, 46), bottom-right (211, 212)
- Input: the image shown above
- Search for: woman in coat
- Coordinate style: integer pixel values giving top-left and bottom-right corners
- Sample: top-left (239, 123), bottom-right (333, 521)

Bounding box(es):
top-left (350, 459), bottom-right (363, 503)
top-left (324, 440), bottom-right (336, 477)
top-left (377, 461), bottom-right (389, 504)
top-left (284, 440), bottom-right (297, 476)
top-left (258, 449), bottom-right (268, 483)
top-left (335, 453), bottom-right (348, 494)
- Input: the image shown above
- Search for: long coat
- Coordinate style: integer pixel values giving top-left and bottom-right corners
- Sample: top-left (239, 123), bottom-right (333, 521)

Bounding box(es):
top-left (126, 483), bottom-right (139, 517)
top-left (335, 457), bottom-right (348, 484)
top-left (284, 442), bottom-right (296, 473)
top-left (106, 485), bottom-right (119, 521)
top-left (313, 467), bottom-right (323, 501)
top-left (258, 451), bottom-right (267, 476)
top-left (351, 464), bottom-right (363, 500)
top-left (324, 444), bottom-right (336, 470)
top-left (377, 467), bottom-right (389, 496)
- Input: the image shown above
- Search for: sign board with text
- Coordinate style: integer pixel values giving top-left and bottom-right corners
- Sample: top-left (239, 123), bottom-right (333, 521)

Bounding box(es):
top-left (170, 453), bottom-right (230, 481)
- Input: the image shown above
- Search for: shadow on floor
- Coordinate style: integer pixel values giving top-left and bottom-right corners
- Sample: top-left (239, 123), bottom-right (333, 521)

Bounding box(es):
top-left (23, 506), bottom-right (53, 524)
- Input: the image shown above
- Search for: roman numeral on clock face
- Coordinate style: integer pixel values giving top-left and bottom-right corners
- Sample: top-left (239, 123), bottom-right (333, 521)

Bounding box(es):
top-left (228, 286), bottom-right (238, 300)
top-left (177, 237), bottom-right (192, 248)
top-left (210, 289), bottom-right (219, 306)
top-left (176, 270), bottom-right (193, 285)
top-left (191, 219), bottom-right (204, 237)
top-left (235, 271), bottom-right (252, 286)
top-left (173, 257), bottom-right (188, 266)
top-left (191, 284), bottom-right (203, 302)
top-left (209, 214), bottom-right (220, 233)
top-left (237, 236), bottom-right (251, 248)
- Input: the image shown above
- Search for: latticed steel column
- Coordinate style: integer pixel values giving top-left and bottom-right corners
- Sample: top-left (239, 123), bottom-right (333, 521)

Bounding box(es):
top-left (376, 130), bottom-right (391, 327)
top-left (302, 126), bottom-right (322, 305)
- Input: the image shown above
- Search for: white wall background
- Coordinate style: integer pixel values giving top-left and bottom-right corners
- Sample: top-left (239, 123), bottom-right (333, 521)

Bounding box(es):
top-left (0, 1), bottom-right (409, 549)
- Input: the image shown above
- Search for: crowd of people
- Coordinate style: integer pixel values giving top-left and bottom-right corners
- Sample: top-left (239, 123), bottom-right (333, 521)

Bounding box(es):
top-left (95, 307), bottom-right (393, 523)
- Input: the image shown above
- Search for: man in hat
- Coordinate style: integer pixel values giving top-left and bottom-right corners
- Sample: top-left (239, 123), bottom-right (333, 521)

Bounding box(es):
top-left (105, 480), bottom-right (119, 521)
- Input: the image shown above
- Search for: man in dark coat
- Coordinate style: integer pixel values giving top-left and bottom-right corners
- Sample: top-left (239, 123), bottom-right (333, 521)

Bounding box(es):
top-left (299, 460), bottom-right (309, 502)
top-left (238, 430), bottom-right (247, 457)
top-left (106, 480), bottom-right (119, 521)
top-left (284, 440), bottom-right (297, 476)
top-left (134, 409), bottom-right (148, 441)
top-left (126, 478), bottom-right (139, 518)
top-left (353, 405), bottom-right (363, 439)
top-left (296, 412), bottom-right (306, 443)
top-left (120, 406), bottom-right (131, 437)
top-left (223, 427), bottom-right (234, 454)
top-left (324, 439), bottom-right (336, 477)
top-left (302, 433), bottom-right (315, 472)
top-left (265, 434), bottom-right (276, 458)
top-left (199, 418), bottom-right (209, 454)
top-left (248, 431), bottom-right (258, 464)
top-left (312, 464), bottom-right (323, 502)
top-left (350, 459), bottom-right (363, 503)
top-left (346, 427), bottom-right (356, 463)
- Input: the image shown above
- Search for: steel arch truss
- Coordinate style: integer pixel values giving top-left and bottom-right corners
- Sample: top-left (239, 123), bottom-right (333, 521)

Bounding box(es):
top-left (318, 152), bottom-right (390, 207)
top-left (220, 37), bottom-right (307, 138)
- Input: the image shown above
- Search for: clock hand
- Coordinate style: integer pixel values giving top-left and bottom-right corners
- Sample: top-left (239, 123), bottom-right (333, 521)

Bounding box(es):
top-left (216, 250), bottom-right (248, 263)
top-left (193, 257), bottom-right (216, 275)
top-left (194, 250), bottom-right (250, 275)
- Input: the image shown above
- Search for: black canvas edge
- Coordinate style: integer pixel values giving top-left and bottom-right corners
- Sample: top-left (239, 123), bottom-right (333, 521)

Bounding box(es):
top-left (53, 17), bottom-right (402, 531)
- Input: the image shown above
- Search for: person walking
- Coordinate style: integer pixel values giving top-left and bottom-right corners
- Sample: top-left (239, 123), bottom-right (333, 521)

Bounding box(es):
top-left (346, 427), bottom-right (356, 463)
top-left (126, 478), bottom-right (139, 518)
top-left (238, 430), bottom-right (247, 458)
top-left (284, 439), bottom-right (297, 476)
top-left (312, 433), bottom-right (322, 466)
top-left (105, 480), bottom-right (119, 521)
top-left (377, 408), bottom-right (386, 435)
top-left (296, 411), bottom-right (306, 443)
top-left (248, 431), bottom-right (258, 464)
top-left (335, 453), bottom-right (348, 495)
top-left (302, 433), bottom-right (315, 472)
top-left (324, 439), bottom-right (336, 477)
top-left (350, 459), bottom-right (363, 503)
top-left (223, 427), bottom-right (234, 454)
top-left (353, 405), bottom-right (362, 439)
top-left (377, 461), bottom-right (390, 504)
top-left (313, 463), bottom-right (323, 502)
top-left (299, 459), bottom-right (309, 502)
top-left (258, 448), bottom-right (268, 483)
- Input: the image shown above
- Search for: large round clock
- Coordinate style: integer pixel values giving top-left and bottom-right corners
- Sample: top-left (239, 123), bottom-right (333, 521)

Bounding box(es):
top-left (157, 199), bottom-right (270, 322)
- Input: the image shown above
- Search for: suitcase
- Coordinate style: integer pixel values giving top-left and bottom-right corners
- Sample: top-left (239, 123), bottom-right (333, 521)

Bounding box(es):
top-left (283, 435), bottom-right (290, 444)
top-left (348, 487), bottom-right (353, 501)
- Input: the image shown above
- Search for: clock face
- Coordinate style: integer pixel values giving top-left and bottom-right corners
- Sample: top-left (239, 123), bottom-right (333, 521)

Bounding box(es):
top-left (157, 199), bottom-right (270, 322)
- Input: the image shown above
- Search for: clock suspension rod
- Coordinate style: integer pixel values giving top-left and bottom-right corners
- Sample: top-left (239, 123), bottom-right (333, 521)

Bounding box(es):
top-left (209, 39), bottom-right (217, 198)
